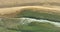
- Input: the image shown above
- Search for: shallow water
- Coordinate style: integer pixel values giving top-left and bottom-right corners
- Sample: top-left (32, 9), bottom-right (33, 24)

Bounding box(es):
top-left (0, 18), bottom-right (60, 32)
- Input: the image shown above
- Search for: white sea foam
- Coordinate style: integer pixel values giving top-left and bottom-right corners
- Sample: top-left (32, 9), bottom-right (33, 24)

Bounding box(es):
top-left (20, 18), bottom-right (60, 27)
top-left (0, 18), bottom-right (60, 27)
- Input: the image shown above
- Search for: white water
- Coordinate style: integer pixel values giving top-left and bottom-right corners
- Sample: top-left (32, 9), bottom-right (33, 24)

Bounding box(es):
top-left (0, 18), bottom-right (60, 27)
top-left (20, 18), bottom-right (60, 27)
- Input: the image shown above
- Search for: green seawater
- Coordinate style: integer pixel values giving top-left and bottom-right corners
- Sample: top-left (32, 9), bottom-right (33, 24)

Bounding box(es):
top-left (0, 18), bottom-right (60, 32)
